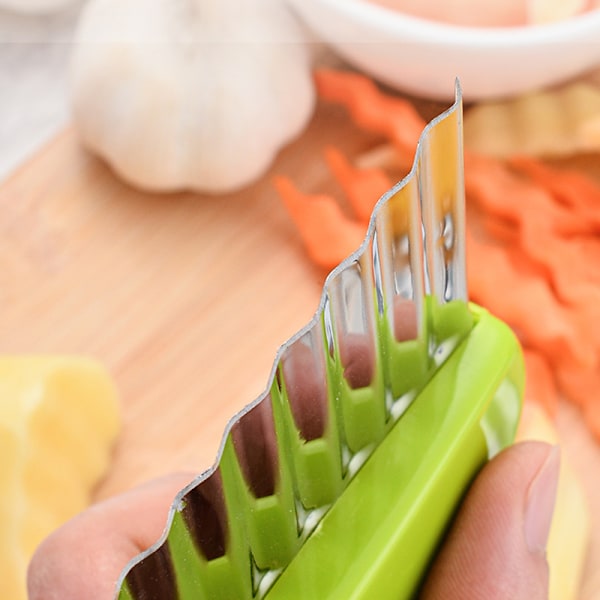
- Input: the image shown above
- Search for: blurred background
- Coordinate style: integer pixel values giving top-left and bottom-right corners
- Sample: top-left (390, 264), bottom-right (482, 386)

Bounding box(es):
top-left (0, 3), bottom-right (83, 179)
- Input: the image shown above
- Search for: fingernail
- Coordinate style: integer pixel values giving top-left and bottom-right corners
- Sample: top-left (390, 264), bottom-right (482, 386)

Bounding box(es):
top-left (524, 445), bottom-right (560, 554)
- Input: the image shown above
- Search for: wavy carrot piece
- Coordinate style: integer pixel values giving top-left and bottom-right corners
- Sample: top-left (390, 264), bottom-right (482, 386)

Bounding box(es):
top-left (520, 234), bottom-right (600, 313)
top-left (466, 228), bottom-right (592, 367)
top-left (470, 225), bottom-right (594, 340)
top-left (273, 176), bottom-right (367, 271)
top-left (465, 155), bottom-right (600, 323)
top-left (523, 348), bottom-right (559, 418)
top-left (314, 69), bottom-right (426, 160)
top-left (467, 204), bottom-right (516, 245)
top-left (509, 156), bottom-right (600, 232)
top-left (474, 207), bottom-right (600, 310)
top-left (465, 154), bottom-right (592, 237)
top-left (324, 146), bottom-right (393, 223)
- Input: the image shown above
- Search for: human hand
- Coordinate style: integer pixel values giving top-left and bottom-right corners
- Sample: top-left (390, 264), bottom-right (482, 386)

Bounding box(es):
top-left (420, 440), bottom-right (559, 599)
top-left (27, 440), bottom-right (559, 600)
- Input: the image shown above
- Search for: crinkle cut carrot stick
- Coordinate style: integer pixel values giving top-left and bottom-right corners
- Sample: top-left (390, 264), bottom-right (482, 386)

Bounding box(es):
top-left (467, 201), bottom-right (516, 246)
top-left (465, 154), bottom-right (594, 237)
top-left (468, 199), bottom-right (600, 321)
top-left (519, 233), bottom-right (600, 312)
top-left (523, 348), bottom-right (559, 417)
top-left (273, 176), bottom-right (367, 272)
top-left (314, 69), bottom-right (426, 160)
top-left (509, 156), bottom-right (600, 231)
top-left (465, 155), bottom-right (600, 316)
top-left (479, 205), bottom-right (600, 308)
top-left (324, 146), bottom-right (393, 223)
top-left (466, 228), bottom-right (592, 367)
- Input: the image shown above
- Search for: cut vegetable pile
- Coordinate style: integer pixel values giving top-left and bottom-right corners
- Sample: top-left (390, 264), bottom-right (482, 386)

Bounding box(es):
top-left (275, 68), bottom-right (600, 442)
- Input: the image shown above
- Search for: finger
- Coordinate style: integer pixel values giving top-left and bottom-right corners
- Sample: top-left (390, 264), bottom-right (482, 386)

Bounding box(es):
top-left (421, 440), bottom-right (560, 600)
top-left (27, 472), bottom-right (193, 600)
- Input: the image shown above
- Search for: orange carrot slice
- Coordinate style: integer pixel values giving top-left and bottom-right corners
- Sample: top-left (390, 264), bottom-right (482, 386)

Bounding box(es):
top-left (466, 228), bottom-right (591, 367)
top-left (465, 154), bottom-right (592, 237)
top-left (474, 205), bottom-right (600, 311)
top-left (315, 69), bottom-right (426, 160)
top-left (509, 156), bottom-right (600, 232)
top-left (273, 176), bottom-right (367, 271)
top-left (465, 155), bottom-right (600, 328)
top-left (324, 146), bottom-right (393, 223)
top-left (520, 234), bottom-right (600, 312)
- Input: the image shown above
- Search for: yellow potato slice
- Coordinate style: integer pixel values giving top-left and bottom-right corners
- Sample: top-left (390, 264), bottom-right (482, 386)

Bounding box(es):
top-left (0, 357), bottom-right (120, 600)
top-left (464, 83), bottom-right (600, 158)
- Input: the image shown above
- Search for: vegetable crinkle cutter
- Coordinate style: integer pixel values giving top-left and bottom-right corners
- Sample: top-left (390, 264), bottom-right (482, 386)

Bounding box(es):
top-left (116, 81), bottom-right (525, 600)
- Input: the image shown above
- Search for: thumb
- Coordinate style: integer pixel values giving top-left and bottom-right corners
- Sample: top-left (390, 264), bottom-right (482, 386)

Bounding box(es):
top-left (421, 441), bottom-right (560, 600)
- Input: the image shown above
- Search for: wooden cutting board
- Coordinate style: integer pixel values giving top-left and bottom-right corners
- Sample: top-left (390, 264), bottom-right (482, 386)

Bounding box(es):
top-left (1, 99), bottom-right (599, 597)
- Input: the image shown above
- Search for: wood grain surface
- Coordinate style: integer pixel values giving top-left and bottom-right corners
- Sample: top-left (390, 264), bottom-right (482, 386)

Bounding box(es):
top-left (1, 99), bottom-right (598, 597)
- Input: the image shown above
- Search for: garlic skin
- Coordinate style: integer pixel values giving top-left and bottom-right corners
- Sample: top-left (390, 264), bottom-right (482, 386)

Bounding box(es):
top-left (70, 0), bottom-right (316, 194)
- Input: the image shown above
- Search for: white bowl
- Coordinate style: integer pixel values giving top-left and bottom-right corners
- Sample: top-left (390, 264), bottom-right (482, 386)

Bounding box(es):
top-left (288, 0), bottom-right (600, 100)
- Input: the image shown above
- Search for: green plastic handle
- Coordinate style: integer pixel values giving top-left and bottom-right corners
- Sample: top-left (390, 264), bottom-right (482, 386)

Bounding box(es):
top-left (266, 304), bottom-right (524, 599)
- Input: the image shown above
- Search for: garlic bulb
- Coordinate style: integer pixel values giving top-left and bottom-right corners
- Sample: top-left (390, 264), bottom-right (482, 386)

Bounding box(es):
top-left (70, 0), bottom-right (316, 194)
